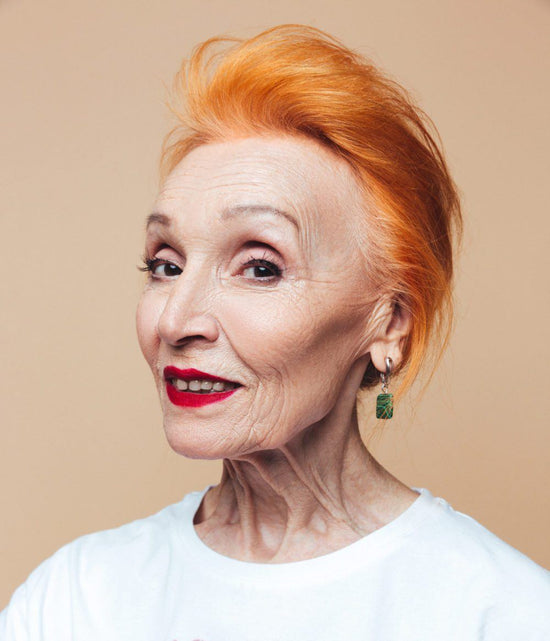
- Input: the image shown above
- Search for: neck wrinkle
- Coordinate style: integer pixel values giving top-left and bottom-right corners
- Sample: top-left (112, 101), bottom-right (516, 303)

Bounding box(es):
top-left (195, 405), bottom-right (396, 561)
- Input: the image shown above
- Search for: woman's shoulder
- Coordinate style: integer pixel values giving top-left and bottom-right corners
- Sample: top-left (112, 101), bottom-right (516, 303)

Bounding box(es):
top-left (411, 488), bottom-right (550, 610)
top-left (417, 489), bottom-right (548, 573)
top-left (372, 488), bottom-right (549, 638)
top-left (0, 488), bottom-right (205, 637)
top-left (28, 488), bottom-right (203, 577)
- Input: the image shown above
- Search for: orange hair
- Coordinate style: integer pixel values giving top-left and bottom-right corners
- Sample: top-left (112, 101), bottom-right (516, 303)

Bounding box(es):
top-left (161, 25), bottom-right (462, 395)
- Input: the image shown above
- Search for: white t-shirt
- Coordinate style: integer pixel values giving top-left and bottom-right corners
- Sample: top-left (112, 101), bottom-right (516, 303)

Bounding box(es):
top-left (1, 486), bottom-right (549, 641)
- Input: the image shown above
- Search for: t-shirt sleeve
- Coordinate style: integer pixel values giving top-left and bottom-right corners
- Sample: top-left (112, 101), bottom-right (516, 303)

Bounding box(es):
top-left (0, 546), bottom-right (73, 641)
top-left (482, 565), bottom-right (550, 640)
top-left (484, 612), bottom-right (550, 641)
top-left (0, 583), bottom-right (29, 641)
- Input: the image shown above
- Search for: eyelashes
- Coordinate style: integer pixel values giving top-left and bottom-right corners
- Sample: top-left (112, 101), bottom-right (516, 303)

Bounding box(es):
top-left (241, 254), bottom-right (282, 280)
top-left (138, 256), bottom-right (155, 273)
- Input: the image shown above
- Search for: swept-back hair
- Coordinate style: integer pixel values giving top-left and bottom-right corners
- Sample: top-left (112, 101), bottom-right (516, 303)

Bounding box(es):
top-left (161, 24), bottom-right (462, 395)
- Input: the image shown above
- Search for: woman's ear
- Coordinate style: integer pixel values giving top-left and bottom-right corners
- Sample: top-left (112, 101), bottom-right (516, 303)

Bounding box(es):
top-left (368, 300), bottom-right (412, 374)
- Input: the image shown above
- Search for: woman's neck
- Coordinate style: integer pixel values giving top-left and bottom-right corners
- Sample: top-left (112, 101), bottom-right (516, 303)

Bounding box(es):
top-left (193, 402), bottom-right (418, 563)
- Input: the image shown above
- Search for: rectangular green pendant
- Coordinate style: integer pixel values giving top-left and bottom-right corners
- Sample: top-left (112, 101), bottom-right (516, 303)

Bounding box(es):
top-left (376, 393), bottom-right (393, 419)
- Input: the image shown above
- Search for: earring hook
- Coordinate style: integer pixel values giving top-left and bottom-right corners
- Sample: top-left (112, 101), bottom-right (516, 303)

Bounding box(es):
top-left (380, 356), bottom-right (393, 393)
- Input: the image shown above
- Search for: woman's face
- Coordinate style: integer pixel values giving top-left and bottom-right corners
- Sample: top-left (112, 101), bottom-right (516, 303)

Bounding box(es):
top-left (136, 136), bottom-right (379, 460)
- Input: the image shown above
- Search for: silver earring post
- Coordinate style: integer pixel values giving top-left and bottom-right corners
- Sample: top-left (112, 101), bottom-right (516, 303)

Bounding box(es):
top-left (379, 356), bottom-right (393, 392)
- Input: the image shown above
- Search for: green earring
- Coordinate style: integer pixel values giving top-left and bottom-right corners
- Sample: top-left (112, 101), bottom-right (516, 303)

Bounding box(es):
top-left (376, 356), bottom-right (394, 419)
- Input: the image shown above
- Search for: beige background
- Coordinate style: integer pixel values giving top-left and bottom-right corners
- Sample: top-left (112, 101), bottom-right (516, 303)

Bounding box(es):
top-left (1, 0), bottom-right (549, 607)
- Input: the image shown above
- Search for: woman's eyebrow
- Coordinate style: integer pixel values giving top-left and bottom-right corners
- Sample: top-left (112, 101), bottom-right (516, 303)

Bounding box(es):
top-left (145, 212), bottom-right (170, 229)
top-left (221, 204), bottom-right (300, 231)
top-left (145, 207), bottom-right (299, 232)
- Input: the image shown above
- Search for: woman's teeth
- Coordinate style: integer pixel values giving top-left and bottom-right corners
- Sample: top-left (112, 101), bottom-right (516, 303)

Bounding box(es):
top-left (171, 378), bottom-right (238, 393)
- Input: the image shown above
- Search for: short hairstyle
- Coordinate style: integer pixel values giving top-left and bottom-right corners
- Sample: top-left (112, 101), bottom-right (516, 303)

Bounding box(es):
top-left (161, 24), bottom-right (462, 396)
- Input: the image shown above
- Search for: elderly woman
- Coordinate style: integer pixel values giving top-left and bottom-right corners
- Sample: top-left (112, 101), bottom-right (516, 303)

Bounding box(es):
top-left (1, 24), bottom-right (549, 641)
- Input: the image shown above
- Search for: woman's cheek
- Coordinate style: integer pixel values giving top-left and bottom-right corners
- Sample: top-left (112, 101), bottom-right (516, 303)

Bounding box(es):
top-left (221, 293), bottom-right (304, 360)
top-left (136, 290), bottom-right (162, 366)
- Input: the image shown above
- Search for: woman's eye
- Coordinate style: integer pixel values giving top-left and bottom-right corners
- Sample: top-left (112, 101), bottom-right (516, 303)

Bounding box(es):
top-left (241, 258), bottom-right (282, 281)
top-left (140, 257), bottom-right (182, 278)
top-left (154, 262), bottom-right (182, 278)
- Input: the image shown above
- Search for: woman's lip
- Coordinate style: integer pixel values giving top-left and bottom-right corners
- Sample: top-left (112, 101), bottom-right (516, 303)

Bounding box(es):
top-left (163, 366), bottom-right (239, 384)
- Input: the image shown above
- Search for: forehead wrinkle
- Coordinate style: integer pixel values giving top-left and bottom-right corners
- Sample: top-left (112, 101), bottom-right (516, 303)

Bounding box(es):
top-left (221, 204), bottom-right (300, 232)
top-left (167, 167), bottom-right (316, 257)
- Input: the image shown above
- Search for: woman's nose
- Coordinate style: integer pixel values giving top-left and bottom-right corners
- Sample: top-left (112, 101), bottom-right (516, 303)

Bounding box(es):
top-left (157, 273), bottom-right (220, 347)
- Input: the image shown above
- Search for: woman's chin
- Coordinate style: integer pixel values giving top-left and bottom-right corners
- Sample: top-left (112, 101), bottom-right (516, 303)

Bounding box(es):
top-left (162, 422), bottom-right (248, 461)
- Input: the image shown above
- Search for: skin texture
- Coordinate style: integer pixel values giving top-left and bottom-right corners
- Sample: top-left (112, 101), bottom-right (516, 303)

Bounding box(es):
top-left (136, 136), bottom-right (417, 562)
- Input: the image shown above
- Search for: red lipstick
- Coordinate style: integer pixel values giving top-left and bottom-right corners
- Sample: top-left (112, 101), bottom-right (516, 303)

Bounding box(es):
top-left (163, 367), bottom-right (241, 408)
